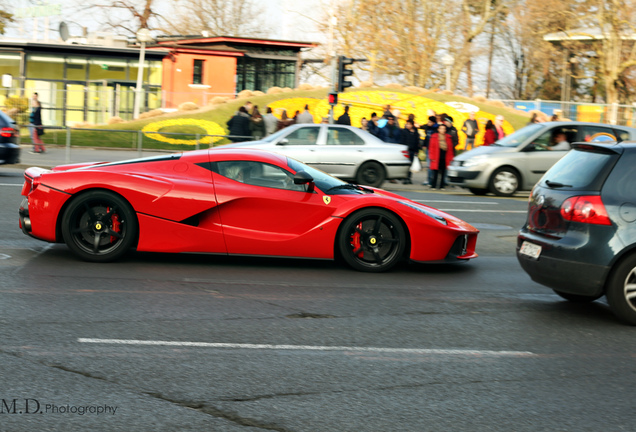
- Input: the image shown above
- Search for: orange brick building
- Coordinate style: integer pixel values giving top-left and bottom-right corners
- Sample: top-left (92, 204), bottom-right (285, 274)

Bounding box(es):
top-left (153, 36), bottom-right (317, 109)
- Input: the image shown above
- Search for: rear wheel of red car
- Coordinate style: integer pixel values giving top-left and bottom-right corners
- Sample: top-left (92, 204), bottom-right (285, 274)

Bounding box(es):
top-left (356, 161), bottom-right (385, 188)
top-left (62, 190), bottom-right (138, 262)
top-left (339, 209), bottom-right (405, 272)
top-left (553, 290), bottom-right (602, 303)
top-left (606, 254), bottom-right (636, 325)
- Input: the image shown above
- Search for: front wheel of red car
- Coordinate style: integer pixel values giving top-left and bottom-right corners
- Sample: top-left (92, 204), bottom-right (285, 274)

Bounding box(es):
top-left (606, 254), bottom-right (636, 325)
top-left (61, 190), bottom-right (138, 262)
top-left (339, 209), bottom-right (405, 272)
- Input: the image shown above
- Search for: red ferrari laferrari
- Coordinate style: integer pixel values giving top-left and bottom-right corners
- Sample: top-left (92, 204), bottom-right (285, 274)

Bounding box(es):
top-left (19, 148), bottom-right (478, 272)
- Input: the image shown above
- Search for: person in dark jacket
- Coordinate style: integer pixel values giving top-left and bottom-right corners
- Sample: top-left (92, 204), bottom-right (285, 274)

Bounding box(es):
top-left (250, 106), bottom-right (265, 140)
top-left (336, 105), bottom-right (351, 125)
top-left (226, 106), bottom-right (252, 142)
top-left (378, 116), bottom-right (401, 143)
top-left (442, 115), bottom-right (459, 151)
top-left (401, 119), bottom-right (421, 184)
top-left (420, 116), bottom-right (438, 185)
top-left (29, 92), bottom-right (46, 153)
top-left (367, 112), bottom-right (380, 137)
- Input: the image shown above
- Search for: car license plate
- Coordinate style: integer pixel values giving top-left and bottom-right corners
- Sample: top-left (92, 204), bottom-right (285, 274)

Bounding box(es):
top-left (519, 241), bottom-right (541, 259)
top-left (447, 169), bottom-right (458, 177)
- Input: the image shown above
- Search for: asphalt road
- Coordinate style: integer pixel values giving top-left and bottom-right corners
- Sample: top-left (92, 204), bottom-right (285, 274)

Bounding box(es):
top-left (1, 158), bottom-right (635, 432)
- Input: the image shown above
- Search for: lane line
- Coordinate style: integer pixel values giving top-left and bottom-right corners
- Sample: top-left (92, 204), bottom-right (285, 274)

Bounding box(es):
top-left (438, 209), bottom-right (527, 213)
top-left (0, 183), bottom-right (22, 187)
top-left (78, 338), bottom-right (534, 357)
top-left (414, 200), bottom-right (499, 205)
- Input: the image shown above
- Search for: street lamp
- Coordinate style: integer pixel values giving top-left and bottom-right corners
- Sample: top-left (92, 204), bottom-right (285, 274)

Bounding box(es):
top-left (442, 54), bottom-right (454, 92)
top-left (133, 28), bottom-right (154, 120)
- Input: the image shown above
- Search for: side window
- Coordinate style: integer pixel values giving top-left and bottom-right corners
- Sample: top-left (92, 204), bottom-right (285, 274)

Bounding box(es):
top-left (528, 130), bottom-right (553, 151)
top-left (580, 126), bottom-right (616, 143)
top-left (282, 126), bottom-right (319, 145)
top-left (217, 161), bottom-right (306, 191)
top-left (327, 128), bottom-right (364, 146)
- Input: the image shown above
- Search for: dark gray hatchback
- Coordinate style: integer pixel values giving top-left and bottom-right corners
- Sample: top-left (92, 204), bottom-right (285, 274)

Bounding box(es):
top-left (0, 110), bottom-right (20, 165)
top-left (517, 142), bottom-right (636, 325)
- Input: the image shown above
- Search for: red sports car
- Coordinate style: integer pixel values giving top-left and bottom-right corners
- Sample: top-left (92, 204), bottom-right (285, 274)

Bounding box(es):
top-left (18, 149), bottom-right (478, 272)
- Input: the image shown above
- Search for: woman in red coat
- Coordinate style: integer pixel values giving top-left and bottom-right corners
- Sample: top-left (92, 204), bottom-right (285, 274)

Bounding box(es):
top-left (428, 124), bottom-right (454, 190)
top-left (483, 120), bottom-right (497, 146)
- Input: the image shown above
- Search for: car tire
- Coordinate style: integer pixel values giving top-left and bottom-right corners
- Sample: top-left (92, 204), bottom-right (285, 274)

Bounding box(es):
top-left (61, 190), bottom-right (138, 263)
top-left (553, 289), bottom-right (602, 303)
top-left (606, 254), bottom-right (636, 325)
top-left (356, 161), bottom-right (386, 188)
top-left (338, 208), bottom-right (405, 272)
top-left (489, 167), bottom-right (520, 197)
top-left (468, 188), bottom-right (488, 196)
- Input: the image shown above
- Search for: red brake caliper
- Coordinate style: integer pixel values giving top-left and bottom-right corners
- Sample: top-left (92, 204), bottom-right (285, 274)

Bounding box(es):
top-left (351, 222), bottom-right (364, 258)
top-left (109, 208), bottom-right (121, 243)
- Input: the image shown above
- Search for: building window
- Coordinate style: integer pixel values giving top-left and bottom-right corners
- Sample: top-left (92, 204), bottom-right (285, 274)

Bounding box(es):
top-left (193, 59), bottom-right (204, 84)
top-left (236, 58), bottom-right (296, 93)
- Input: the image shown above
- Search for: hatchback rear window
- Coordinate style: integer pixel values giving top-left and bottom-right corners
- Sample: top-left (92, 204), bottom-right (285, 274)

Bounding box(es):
top-left (540, 148), bottom-right (618, 190)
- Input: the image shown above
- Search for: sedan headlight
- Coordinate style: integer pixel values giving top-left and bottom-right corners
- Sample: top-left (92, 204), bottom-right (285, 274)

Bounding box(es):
top-left (461, 155), bottom-right (488, 168)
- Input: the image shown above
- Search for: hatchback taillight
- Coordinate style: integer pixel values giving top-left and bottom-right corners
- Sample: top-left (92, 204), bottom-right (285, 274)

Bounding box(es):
top-left (402, 150), bottom-right (410, 159)
top-left (560, 195), bottom-right (612, 225)
top-left (1, 127), bottom-right (14, 138)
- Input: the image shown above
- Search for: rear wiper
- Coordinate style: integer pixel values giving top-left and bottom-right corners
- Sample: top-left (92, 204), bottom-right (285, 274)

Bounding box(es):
top-left (545, 180), bottom-right (572, 188)
top-left (327, 184), bottom-right (374, 193)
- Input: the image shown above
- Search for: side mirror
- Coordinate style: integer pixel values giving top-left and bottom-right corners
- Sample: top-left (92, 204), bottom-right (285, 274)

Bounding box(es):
top-left (277, 138), bottom-right (289, 146)
top-left (293, 170), bottom-right (315, 193)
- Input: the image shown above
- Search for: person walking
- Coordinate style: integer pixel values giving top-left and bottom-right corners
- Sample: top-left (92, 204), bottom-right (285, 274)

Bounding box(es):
top-left (378, 116), bottom-right (401, 143)
top-left (401, 119), bottom-right (421, 184)
top-left (461, 112), bottom-right (478, 151)
top-left (428, 124), bottom-right (454, 190)
top-left (263, 107), bottom-right (278, 136)
top-left (336, 105), bottom-right (351, 125)
top-left (250, 105), bottom-right (265, 140)
top-left (29, 93), bottom-right (46, 153)
top-left (296, 104), bottom-right (314, 124)
top-left (277, 110), bottom-right (294, 131)
top-left (483, 120), bottom-right (497, 146)
top-left (495, 115), bottom-right (506, 140)
top-left (226, 106), bottom-right (252, 142)
top-left (420, 115), bottom-right (438, 186)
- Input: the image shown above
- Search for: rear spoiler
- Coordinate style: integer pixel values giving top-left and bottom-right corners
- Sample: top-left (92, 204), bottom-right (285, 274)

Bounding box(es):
top-left (571, 142), bottom-right (623, 154)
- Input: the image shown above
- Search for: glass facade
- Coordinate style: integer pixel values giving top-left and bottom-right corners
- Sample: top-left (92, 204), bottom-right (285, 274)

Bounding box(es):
top-left (236, 57), bottom-right (296, 92)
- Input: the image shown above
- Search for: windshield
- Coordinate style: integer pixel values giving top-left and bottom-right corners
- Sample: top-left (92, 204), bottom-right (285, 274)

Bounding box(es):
top-left (494, 123), bottom-right (545, 148)
top-left (286, 157), bottom-right (353, 193)
top-left (261, 127), bottom-right (291, 143)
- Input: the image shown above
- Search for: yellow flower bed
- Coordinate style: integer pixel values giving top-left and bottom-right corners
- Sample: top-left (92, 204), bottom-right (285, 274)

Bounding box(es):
top-left (266, 91), bottom-right (516, 150)
top-left (142, 118), bottom-right (225, 145)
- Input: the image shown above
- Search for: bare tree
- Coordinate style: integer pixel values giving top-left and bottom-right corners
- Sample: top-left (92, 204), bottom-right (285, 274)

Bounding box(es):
top-left (163, 0), bottom-right (269, 37)
top-left (86, 0), bottom-right (165, 34)
top-left (0, 0), bottom-right (14, 34)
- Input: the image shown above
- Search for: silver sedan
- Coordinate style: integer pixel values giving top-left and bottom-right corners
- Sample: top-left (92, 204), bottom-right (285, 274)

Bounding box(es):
top-left (221, 124), bottom-right (411, 187)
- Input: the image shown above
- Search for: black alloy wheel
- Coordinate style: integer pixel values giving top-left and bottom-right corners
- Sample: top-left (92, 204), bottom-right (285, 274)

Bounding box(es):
top-left (356, 161), bottom-right (386, 188)
top-left (61, 190), bottom-right (138, 262)
top-left (339, 209), bottom-right (405, 272)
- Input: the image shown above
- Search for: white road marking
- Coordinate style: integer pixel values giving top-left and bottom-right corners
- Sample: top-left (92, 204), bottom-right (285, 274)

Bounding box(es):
top-left (438, 209), bottom-right (527, 213)
top-left (414, 200), bottom-right (499, 205)
top-left (78, 338), bottom-right (534, 357)
top-left (0, 183), bottom-right (22, 187)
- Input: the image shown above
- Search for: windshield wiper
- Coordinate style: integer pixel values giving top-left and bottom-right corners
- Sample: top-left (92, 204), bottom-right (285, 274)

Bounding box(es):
top-left (545, 180), bottom-right (572, 188)
top-left (327, 184), bottom-right (374, 193)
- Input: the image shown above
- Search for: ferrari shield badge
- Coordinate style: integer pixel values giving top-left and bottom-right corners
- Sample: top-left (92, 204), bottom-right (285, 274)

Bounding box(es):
top-left (323, 196), bottom-right (331, 205)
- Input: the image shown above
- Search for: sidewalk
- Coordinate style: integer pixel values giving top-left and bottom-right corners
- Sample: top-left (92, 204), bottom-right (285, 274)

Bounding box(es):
top-left (10, 144), bottom-right (520, 196)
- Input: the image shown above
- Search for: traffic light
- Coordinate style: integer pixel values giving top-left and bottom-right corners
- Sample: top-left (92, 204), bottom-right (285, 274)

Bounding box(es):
top-left (337, 56), bottom-right (354, 92)
top-left (327, 92), bottom-right (338, 105)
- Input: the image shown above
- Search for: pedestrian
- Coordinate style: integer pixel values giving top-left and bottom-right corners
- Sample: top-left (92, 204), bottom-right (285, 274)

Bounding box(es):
top-left (360, 117), bottom-right (369, 132)
top-left (336, 105), bottom-right (351, 125)
top-left (401, 119), bottom-right (421, 184)
top-left (420, 115), bottom-right (438, 185)
top-left (461, 111), bottom-right (478, 151)
top-left (277, 110), bottom-right (294, 131)
top-left (226, 106), bottom-right (252, 142)
top-left (29, 92), bottom-right (46, 154)
top-left (250, 105), bottom-right (265, 140)
top-left (495, 115), bottom-right (506, 140)
top-left (442, 115), bottom-right (459, 151)
top-left (296, 104), bottom-right (314, 124)
top-left (428, 123), bottom-right (454, 190)
top-left (263, 107), bottom-right (278, 136)
top-left (292, 110), bottom-right (300, 122)
top-left (383, 104), bottom-right (393, 118)
top-left (378, 116), bottom-right (401, 143)
top-left (367, 112), bottom-right (380, 137)
top-left (483, 120), bottom-right (497, 146)
top-left (527, 112), bottom-right (541, 126)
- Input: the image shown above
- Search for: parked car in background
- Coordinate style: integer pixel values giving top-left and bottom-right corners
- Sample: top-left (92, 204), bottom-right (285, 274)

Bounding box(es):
top-left (0, 110), bottom-right (20, 165)
top-left (517, 142), bottom-right (636, 325)
top-left (447, 121), bottom-right (636, 196)
top-left (221, 124), bottom-right (411, 187)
